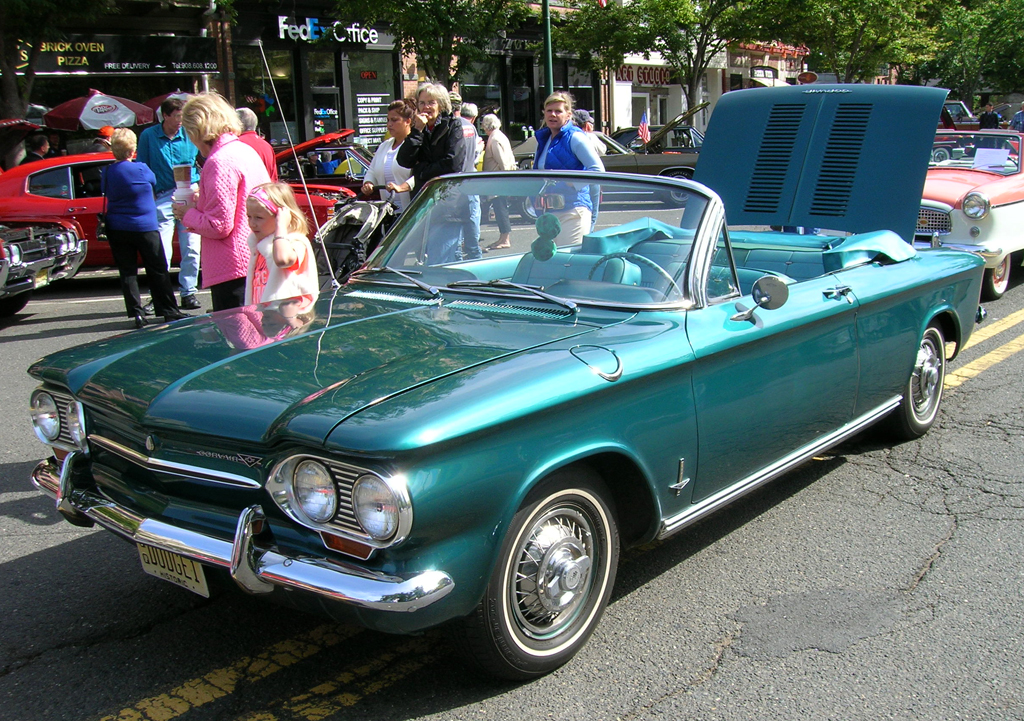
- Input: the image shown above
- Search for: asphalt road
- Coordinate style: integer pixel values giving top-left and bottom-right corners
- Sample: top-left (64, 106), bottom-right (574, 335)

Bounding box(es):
top-left (1, 268), bottom-right (1022, 721)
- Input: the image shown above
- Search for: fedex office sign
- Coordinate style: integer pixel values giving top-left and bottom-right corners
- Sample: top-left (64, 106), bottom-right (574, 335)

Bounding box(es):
top-left (277, 17), bottom-right (379, 44)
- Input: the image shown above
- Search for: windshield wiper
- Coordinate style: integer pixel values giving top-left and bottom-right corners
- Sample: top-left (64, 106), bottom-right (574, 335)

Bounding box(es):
top-left (447, 279), bottom-right (578, 313)
top-left (350, 266), bottom-right (441, 298)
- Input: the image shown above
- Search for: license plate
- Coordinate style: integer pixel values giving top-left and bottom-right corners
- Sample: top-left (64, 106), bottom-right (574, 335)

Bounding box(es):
top-left (137, 543), bottom-right (210, 597)
top-left (34, 269), bottom-right (49, 289)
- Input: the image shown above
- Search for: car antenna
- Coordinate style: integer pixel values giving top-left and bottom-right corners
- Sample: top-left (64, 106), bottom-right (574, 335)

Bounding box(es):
top-left (256, 39), bottom-right (340, 289)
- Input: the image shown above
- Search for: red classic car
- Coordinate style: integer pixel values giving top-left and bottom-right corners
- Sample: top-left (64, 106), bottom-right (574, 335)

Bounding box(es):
top-left (0, 150), bottom-right (352, 268)
top-left (915, 129), bottom-right (1024, 299)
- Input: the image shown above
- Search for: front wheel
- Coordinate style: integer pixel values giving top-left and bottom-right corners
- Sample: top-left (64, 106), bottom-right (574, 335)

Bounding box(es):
top-left (981, 254), bottom-right (1012, 301)
top-left (457, 469), bottom-right (619, 680)
top-left (885, 324), bottom-right (945, 440)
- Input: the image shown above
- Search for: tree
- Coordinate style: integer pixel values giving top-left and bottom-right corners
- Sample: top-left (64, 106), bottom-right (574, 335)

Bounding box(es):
top-left (556, 0), bottom-right (762, 109)
top-left (332, 0), bottom-right (531, 88)
top-left (762, 0), bottom-right (929, 83)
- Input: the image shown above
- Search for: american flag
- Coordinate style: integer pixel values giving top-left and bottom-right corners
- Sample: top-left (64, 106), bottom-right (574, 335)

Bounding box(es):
top-left (638, 111), bottom-right (650, 144)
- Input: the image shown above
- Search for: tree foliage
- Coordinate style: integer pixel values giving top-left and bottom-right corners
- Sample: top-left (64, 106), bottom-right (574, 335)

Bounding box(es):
top-left (556, 0), bottom-right (761, 109)
top-left (759, 0), bottom-right (929, 83)
top-left (332, 0), bottom-right (531, 89)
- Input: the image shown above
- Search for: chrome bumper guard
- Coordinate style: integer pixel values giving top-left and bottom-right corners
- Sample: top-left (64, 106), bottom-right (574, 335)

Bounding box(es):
top-left (31, 455), bottom-right (454, 612)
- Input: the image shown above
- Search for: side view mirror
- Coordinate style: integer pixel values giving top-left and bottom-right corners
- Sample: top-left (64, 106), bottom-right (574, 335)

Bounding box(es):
top-left (730, 275), bottom-right (789, 323)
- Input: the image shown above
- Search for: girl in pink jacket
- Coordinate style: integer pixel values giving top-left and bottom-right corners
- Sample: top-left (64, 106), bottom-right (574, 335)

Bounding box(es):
top-left (175, 93), bottom-right (271, 311)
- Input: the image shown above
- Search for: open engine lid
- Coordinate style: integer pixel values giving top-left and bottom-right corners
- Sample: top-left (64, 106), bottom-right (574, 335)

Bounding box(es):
top-left (694, 84), bottom-right (948, 243)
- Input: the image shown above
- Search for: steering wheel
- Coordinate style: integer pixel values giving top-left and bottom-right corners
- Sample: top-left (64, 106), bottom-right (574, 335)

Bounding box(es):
top-left (588, 252), bottom-right (682, 299)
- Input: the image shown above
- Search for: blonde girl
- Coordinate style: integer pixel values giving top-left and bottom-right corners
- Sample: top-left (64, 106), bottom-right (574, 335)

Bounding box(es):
top-left (243, 182), bottom-right (318, 305)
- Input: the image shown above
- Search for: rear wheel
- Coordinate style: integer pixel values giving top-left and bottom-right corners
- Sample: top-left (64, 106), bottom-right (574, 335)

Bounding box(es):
top-left (0, 291), bottom-right (31, 318)
top-left (660, 169), bottom-right (693, 204)
top-left (981, 255), bottom-right (1011, 301)
top-left (886, 324), bottom-right (945, 440)
top-left (457, 469), bottom-right (619, 680)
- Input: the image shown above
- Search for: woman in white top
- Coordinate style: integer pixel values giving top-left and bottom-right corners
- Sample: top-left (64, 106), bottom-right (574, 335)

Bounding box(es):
top-left (361, 99), bottom-right (417, 213)
top-left (480, 113), bottom-right (517, 250)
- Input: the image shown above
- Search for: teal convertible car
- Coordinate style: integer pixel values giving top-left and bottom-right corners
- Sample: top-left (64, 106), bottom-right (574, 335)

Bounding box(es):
top-left (28, 85), bottom-right (984, 679)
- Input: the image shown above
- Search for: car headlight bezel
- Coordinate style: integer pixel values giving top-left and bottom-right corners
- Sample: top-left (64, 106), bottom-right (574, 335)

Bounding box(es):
top-left (268, 454), bottom-right (412, 549)
top-left (30, 391), bottom-right (60, 443)
top-left (352, 474), bottom-right (403, 541)
top-left (292, 459), bottom-right (337, 524)
top-left (962, 192), bottom-right (990, 220)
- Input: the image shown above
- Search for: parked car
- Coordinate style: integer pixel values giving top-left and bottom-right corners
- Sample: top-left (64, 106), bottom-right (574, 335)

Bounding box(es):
top-left (275, 129), bottom-right (372, 195)
top-left (914, 129), bottom-right (1024, 300)
top-left (0, 151), bottom-right (352, 267)
top-left (610, 122), bottom-right (704, 153)
top-left (0, 219), bottom-right (85, 316)
top-left (27, 84), bottom-right (983, 680)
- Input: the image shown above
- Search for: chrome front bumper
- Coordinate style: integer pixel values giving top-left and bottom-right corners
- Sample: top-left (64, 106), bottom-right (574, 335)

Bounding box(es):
top-left (31, 454), bottom-right (454, 613)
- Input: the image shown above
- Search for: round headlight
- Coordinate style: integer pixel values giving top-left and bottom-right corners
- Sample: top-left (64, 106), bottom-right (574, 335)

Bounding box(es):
top-left (292, 460), bottom-right (336, 523)
top-left (7, 244), bottom-right (22, 266)
top-left (30, 392), bottom-right (60, 442)
top-left (352, 474), bottom-right (400, 540)
top-left (66, 402), bottom-right (86, 447)
top-left (962, 192), bottom-right (990, 220)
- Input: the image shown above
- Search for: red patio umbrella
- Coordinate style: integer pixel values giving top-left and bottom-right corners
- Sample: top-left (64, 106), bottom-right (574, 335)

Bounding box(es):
top-left (43, 89), bottom-right (154, 131)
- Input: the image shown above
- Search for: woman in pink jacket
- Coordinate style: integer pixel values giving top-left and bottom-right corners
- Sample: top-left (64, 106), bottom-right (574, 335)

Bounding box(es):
top-left (174, 93), bottom-right (271, 311)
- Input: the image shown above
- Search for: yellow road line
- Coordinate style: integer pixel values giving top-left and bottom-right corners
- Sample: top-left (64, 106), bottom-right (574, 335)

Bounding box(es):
top-left (235, 636), bottom-right (440, 721)
top-left (963, 307), bottom-right (1024, 350)
top-left (946, 330), bottom-right (1024, 389)
top-left (99, 624), bottom-right (362, 721)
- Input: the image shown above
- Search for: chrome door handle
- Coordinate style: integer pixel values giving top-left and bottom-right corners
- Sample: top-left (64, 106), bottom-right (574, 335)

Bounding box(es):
top-left (67, 206), bottom-right (88, 212)
top-left (823, 285), bottom-right (853, 303)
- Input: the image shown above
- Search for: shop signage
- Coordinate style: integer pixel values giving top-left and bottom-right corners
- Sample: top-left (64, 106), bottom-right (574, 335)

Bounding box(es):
top-left (615, 65), bottom-right (672, 86)
top-left (18, 35), bottom-right (218, 75)
top-left (356, 93), bottom-right (390, 148)
top-left (750, 66), bottom-right (778, 80)
top-left (277, 17), bottom-right (379, 45)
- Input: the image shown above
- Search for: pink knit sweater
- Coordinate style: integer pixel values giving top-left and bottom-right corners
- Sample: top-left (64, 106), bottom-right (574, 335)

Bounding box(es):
top-left (182, 134), bottom-right (271, 287)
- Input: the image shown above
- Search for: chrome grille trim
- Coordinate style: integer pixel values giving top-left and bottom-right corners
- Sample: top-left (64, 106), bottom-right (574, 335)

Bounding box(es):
top-left (52, 392), bottom-right (79, 448)
top-left (323, 460), bottom-right (366, 535)
top-left (916, 207), bottom-right (951, 236)
top-left (346, 290), bottom-right (439, 305)
top-left (446, 300), bottom-right (574, 319)
top-left (89, 434), bottom-right (262, 489)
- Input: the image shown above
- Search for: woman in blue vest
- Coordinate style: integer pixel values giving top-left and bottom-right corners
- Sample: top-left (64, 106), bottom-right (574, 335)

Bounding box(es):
top-left (533, 91), bottom-right (605, 244)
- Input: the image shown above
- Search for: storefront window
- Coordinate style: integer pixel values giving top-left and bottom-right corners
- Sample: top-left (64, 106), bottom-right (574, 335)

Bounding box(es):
top-left (347, 51), bottom-right (396, 149)
top-left (460, 59), bottom-right (502, 118)
top-left (508, 57), bottom-right (534, 141)
top-left (309, 51), bottom-right (340, 136)
top-left (234, 47), bottom-right (297, 144)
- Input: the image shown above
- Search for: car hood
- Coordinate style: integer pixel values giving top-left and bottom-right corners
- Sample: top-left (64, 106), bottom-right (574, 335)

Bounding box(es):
top-left (30, 290), bottom-right (604, 446)
top-left (922, 169), bottom-right (1018, 206)
top-left (694, 84), bottom-right (948, 243)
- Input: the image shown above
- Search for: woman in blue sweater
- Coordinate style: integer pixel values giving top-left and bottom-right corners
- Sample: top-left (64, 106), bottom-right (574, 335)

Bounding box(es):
top-left (102, 128), bottom-right (187, 328)
top-left (533, 91), bottom-right (605, 244)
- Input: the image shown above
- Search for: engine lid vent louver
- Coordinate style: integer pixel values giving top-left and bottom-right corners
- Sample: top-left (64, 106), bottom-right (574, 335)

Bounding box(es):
top-left (808, 103), bottom-right (872, 217)
top-left (743, 104), bottom-right (806, 214)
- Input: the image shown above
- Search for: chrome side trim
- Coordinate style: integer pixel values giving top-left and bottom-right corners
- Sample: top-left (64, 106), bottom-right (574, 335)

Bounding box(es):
top-left (30, 457), bottom-right (454, 613)
top-left (88, 434), bottom-right (262, 489)
top-left (658, 397), bottom-right (901, 539)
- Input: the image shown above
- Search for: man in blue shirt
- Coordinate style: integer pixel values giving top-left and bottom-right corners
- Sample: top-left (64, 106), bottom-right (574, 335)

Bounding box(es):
top-left (1010, 102), bottom-right (1024, 132)
top-left (136, 98), bottom-right (202, 310)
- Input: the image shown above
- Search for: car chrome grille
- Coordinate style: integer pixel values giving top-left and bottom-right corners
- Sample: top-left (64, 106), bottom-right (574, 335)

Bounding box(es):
top-left (917, 207), bottom-right (951, 236)
top-left (49, 390), bottom-right (80, 448)
top-left (446, 300), bottom-right (574, 319)
top-left (323, 460), bottom-right (367, 535)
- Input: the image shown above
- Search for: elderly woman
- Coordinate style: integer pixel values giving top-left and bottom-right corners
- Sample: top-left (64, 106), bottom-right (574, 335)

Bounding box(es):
top-left (481, 113), bottom-right (516, 251)
top-left (102, 128), bottom-right (186, 328)
top-left (174, 92), bottom-right (271, 311)
top-left (533, 92), bottom-right (605, 244)
top-left (361, 98), bottom-right (417, 213)
top-left (396, 83), bottom-right (463, 198)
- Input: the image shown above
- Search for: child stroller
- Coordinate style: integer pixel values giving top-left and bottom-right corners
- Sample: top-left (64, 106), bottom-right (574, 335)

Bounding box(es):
top-left (314, 194), bottom-right (396, 289)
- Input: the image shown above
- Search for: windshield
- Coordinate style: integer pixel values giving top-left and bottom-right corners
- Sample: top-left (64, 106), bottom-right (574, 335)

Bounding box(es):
top-left (365, 172), bottom-right (710, 307)
top-left (930, 132), bottom-right (1021, 175)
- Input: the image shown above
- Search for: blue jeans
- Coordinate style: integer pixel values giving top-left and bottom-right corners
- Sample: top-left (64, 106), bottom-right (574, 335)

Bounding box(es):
top-left (460, 194), bottom-right (481, 260)
top-left (155, 190), bottom-right (201, 296)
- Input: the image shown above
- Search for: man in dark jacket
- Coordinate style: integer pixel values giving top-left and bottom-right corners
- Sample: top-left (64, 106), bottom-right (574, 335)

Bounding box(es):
top-left (20, 134), bottom-right (49, 165)
top-left (978, 103), bottom-right (1002, 129)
